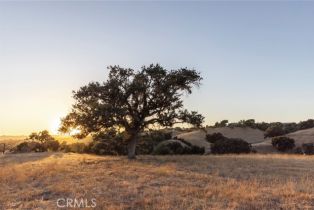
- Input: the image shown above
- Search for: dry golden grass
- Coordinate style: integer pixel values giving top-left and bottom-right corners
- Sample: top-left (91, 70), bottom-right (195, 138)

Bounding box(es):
top-left (1, 153), bottom-right (314, 209)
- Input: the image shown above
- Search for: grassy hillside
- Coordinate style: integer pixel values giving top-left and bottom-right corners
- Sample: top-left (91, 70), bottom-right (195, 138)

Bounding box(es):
top-left (286, 127), bottom-right (314, 146)
top-left (1, 153), bottom-right (314, 209)
top-left (177, 127), bottom-right (268, 144)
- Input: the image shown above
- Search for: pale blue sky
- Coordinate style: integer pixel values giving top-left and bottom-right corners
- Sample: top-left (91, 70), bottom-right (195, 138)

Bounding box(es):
top-left (1, 1), bottom-right (314, 135)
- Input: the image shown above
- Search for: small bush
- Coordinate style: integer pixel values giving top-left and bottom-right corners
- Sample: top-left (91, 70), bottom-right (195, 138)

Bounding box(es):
top-left (163, 132), bottom-right (172, 140)
top-left (271, 137), bottom-right (295, 152)
top-left (153, 140), bottom-right (204, 155)
top-left (206, 132), bottom-right (226, 143)
top-left (13, 141), bottom-right (47, 153)
top-left (264, 124), bottom-right (286, 138)
top-left (294, 147), bottom-right (304, 154)
top-left (89, 140), bottom-right (126, 155)
top-left (211, 138), bottom-right (251, 154)
top-left (255, 122), bottom-right (270, 131)
top-left (178, 139), bottom-right (205, 154)
top-left (72, 143), bottom-right (91, 153)
top-left (302, 143), bottom-right (314, 155)
top-left (214, 120), bottom-right (228, 127)
top-left (44, 140), bottom-right (60, 152)
top-left (59, 142), bottom-right (89, 153)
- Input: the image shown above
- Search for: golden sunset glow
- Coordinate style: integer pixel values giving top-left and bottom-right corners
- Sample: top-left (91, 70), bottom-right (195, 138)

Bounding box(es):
top-left (49, 117), bottom-right (62, 135)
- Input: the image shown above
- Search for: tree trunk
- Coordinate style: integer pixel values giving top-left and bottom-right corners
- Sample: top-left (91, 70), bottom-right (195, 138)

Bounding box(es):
top-left (127, 135), bottom-right (137, 159)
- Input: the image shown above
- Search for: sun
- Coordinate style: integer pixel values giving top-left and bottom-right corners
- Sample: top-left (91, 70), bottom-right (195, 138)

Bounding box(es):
top-left (50, 117), bottom-right (61, 135)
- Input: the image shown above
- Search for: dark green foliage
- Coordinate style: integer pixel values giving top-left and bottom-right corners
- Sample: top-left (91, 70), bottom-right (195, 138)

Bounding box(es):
top-left (136, 131), bottom-right (169, 155)
top-left (264, 124), bottom-right (286, 138)
top-left (14, 141), bottom-right (47, 153)
top-left (60, 64), bottom-right (204, 159)
top-left (60, 142), bottom-right (90, 153)
top-left (283, 123), bottom-right (298, 134)
top-left (302, 143), bottom-right (314, 155)
top-left (220, 119), bottom-right (314, 134)
top-left (29, 130), bottom-right (55, 143)
top-left (294, 147), bottom-right (304, 154)
top-left (206, 132), bottom-right (226, 143)
top-left (177, 139), bottom-right (205, 154)
top-left (228, 119), bottom-right (257, 129)
top-left (153, 140), bottom-right (204, 155)
top-left (214, 120), bottom-right (228, 127)
top-left (12, 130), bottom-right (59, 153)
top-left (299, 119), bottom-right (314, 130)
top-left (271, 137), bottom-right (295, 152)
top-left (206, 132), bottom-right (252, 154)
top-left (164, 132), bottom-right (172, 140)
top-left (242, 119), bottom-right (256, 128)
top-left (89, 141), bottom-right (126, 155)
top-left (211, 138), bottom-right (252, 154)
top-left (88, 130), bottom-right (172, 155)
top-left (43, 140), bottom-right (60, 151)
top-left (255, 122), bottom-right (271, 131)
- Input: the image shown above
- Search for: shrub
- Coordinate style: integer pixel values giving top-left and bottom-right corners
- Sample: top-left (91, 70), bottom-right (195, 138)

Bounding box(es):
top-left (44, 140), bottom-right (60, 152)
top-left (302, 143), bottom-right (314, 155)
top-left (153, 140), bottom-right (204, 155)
top-left (283, 123), bottom-right (298, 134)
top-left (163, 132), bottom-right (172, 140)
top-left (264, 124), bottom-right (285, 138)
top-left (271, 137), bottom-right (295, 152)
top-left (255, 122), bottom-right (270, 131)
top-left (243, 119), bottom-right (256, 128)
top-left (214, 120), bottom-right (228, 127)
top-left (89, 140), bottom-right (126, 155)
top-left (294, 147), bottom-right (304, 154)
top-left (178, 139), bottom-right (205, 154)
top-left (299, 119), bottom-right (314, 130)
top-left (211, 138), bottom-right (251, 154)
top-left (59, 142), bottom-right (89, 153)
top-left (29, 130), bottom-right (55, 143)
top-left (89, 130), bottom-right (171, 155)
top-left (12, 130), bottom-right (59, 153)
top-left (13, 141), bottom-right (47, 153)
top-left (206, 132), bottom-right (226, 143)
top-left (68, 143), bottom-right (89, 153)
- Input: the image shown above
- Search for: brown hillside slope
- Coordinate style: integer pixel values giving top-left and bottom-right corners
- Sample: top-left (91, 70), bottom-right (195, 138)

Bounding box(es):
top-left (177, 127), bottom-right (267, 146)
top-left (253, 128), bottom-right (314, 153)
top-left (286, 127), bottom-right (314, 146)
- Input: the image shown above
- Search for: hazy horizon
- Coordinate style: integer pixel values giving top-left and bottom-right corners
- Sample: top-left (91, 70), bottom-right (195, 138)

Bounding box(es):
top-left (1, 2), bottom-right (314, 135)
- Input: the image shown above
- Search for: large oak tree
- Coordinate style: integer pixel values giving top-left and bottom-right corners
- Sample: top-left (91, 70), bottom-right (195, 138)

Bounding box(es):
top-left (60, 64), bottom-right (204, 159)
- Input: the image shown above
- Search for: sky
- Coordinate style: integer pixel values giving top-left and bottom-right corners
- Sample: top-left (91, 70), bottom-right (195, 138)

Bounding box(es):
top-left (1, 1), bottom-right (314, 135)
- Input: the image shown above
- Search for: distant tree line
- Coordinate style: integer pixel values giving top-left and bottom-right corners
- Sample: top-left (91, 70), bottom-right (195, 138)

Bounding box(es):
top-left (212, 119), bottom-right (314, 138)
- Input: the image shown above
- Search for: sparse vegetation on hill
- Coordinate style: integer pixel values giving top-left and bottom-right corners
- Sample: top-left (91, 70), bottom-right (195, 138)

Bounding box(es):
top-left (11, 131), bottom-right (60, 153)
top-left (264, 123), bottom-right (286, 138)
top-left (210, 138), bottom-right (251, 154)
top-left (205, 132), bottom-right (251, 154)
top-left (213, 119), bottom-right (314, 137)
top-left (302, 143), bottom-right (314, 155)
top-left (272, 137), bottom-right (295, 152)
top-left (205, 132), bottom-right (225, 143)
top-left (153, 139), bottom-right (204, 155)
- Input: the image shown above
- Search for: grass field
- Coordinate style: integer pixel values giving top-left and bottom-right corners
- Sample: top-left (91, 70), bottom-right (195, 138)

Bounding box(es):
top-left (1, 153), bottom-right (314, 209)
